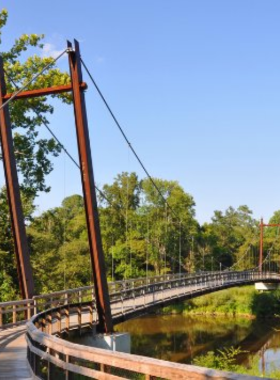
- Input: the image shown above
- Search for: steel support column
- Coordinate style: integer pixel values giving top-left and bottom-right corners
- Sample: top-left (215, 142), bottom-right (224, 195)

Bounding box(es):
top-left (0, 57), bottom-right (34, 299)
top-left (67, 40), bottom-right (113, 333)
top-left (259, 218), bottom-right (263, 272)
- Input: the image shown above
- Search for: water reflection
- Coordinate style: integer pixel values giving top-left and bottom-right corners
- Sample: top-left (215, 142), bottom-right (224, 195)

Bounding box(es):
top-left (115, 314), bottom-right (280, 371)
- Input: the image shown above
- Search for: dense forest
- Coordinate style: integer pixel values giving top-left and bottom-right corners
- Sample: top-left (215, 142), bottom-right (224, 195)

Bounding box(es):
top-left (1, 8), bottom-right (280, 301)
top-left (2, 171), bottom-right (280, 301)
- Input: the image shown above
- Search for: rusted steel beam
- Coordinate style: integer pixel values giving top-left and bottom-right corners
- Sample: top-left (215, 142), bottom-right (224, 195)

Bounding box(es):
top-left (3, 82), bottom-right (87, 101)
top-left (0, 57), bottom-right (34, 299)
top-left (67, 40), bottom-right (113, 333)
top-left (259, 218), bottom-right (263, 272)
top-left (262, 223), bottom-right (280, 227)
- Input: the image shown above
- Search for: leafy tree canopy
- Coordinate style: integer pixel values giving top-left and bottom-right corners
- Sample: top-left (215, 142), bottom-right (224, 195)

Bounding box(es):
top-left (0, 8), bottom-right (70, 200)
top-left (0, 8), bottom-right (71, 299)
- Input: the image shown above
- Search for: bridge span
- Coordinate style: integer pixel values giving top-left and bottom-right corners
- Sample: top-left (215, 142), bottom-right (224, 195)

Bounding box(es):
top-left (1, 270), bottom-right (279, 379)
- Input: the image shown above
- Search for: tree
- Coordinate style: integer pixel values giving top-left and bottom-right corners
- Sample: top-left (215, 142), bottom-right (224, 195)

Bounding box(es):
top-left (202, 206), bottom-right (258, 271)
top-left (1, 9), bottom-right (70, 198)
top-left (142, 178), bottom-right (198, 274)
top-left (28, 195), bottom-right (90, 293)
top-left (261, 211), bottom-right (280, 272)
top-left (0, 9), bottom-right (71, 299)
top-left (98, 172), bottom-right (142, 279)
top-left (98, 174), bottom-right (199, 279)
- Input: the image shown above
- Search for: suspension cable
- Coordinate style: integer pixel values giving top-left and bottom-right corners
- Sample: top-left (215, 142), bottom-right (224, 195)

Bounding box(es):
top-left (80, 58), bottom-right (181, 224)
top-left (0, 49), bottom-right (68, 112)
top-left (3, 69), bottom-right (116, 209)
top-left (261, 226), bottom-right (280, 267)
top-left (230, 230), bottom-right (259, 270)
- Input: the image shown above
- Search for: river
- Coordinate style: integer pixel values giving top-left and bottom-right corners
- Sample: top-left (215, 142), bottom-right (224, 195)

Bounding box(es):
top-left (114, 314), bottom-right (280, 375)
top-left (70, 313), bottom-right (280, 376)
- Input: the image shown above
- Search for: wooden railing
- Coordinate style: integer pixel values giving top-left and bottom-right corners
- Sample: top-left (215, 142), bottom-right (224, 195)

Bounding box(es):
top-left (26, 302), bottom-right (267, 380)
top-left (33, 285), bottom-right (95, 314)
top-left (2, 270), bottom-right (279, 379)
top-left (0, 287), bottom-right (96, 329)
top-left (1, 270), bottom-right (280, 329)
top-left (110, 270), bottom-right (280, 322)
top-left (0, 299), bottom-right (34, 328)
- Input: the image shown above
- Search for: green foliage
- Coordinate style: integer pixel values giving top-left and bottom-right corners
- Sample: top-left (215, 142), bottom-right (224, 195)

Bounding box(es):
top-left (161, 286), bottom-right (280, 320)
top-left (161, 286), bottom-right (280, 318)
top-left (1, 9), bottom-right (70, 199)
top-left (0, 9), bottom-right (8, 42)
top-left (193, 345), bottom-right (280, 378)
top-left (193, 346), bottom-right (246, 372)
top-left (0, 271), bottom-right (18, 302)
top-left (251, 290), bottom-right (280, 318)
top-left (27, 172), bottom-right (199, 292)
top-left (201, 205), bottom-right (258, 271)
top-left (28, 195), bottom-right (90, 293)
top-left (185, 286), bottom-right (255, 316)
top-left (0, 8), bottom-right (71, 298)
top-left (99, 172), bottom-right (198, 279)
top-left (2, 168), bottom-right (277, 297)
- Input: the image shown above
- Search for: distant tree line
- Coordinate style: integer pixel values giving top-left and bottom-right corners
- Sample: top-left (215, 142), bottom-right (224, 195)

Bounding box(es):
top-left (2, 169), bottom-right (280, 300)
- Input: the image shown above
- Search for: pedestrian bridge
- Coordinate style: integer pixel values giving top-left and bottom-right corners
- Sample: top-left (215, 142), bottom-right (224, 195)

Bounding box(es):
top-left (1, 270), bottom-right (278, 379)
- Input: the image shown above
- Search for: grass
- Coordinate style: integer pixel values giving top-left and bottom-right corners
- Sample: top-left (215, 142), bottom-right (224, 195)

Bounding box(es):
top-left (193, 346), bottom-right (280, 379)
top-left (161, 286), bottom-right (280, 318)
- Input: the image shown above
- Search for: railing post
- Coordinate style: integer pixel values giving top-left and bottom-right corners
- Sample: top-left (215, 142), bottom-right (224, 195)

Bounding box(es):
top-left (65, 306), bottom-right (69, 334)
top-left (78, 305), bottom-right (82, 334)
top-left (57, 309), bottom-right (61, 336)
top-left (0, 307), bottom-right (2, 327)
top-left (13, 304), bottom-right (16, 325)
top-left (41, 315), bottom-right (46, 332)
top-left (64, 293), bottom-right (68, 306)
top-left (47, 312), bottom-right (52, 335)
top-left (27, 302), bottom-right (31, 320)
top-left (65, 354), bottom-right (69, 380)
top-left (89, 303), bottom-right (93, 328)
top-left (47, 347), bottom-right (52, 380)
top-left (33, 352), bottom-right (38, 376)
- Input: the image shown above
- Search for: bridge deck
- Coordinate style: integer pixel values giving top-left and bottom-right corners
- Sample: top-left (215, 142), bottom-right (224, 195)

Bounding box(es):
top-left (0, 326), bottom-right (32, 379)
top-left (1, 271), bottom-right (279, 379)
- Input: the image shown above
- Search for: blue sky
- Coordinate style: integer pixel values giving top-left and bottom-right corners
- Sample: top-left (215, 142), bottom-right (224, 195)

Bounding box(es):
top-left (1, 1), bottom-right (280, 224)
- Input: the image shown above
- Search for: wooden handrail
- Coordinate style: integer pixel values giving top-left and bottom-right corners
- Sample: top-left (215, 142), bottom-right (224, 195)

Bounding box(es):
top-left (1, 270), bottom-right (280, 330)
top-left (2, 270), bottom-right (279, 378)
top-left (26, 300), bottom-right (268, 380)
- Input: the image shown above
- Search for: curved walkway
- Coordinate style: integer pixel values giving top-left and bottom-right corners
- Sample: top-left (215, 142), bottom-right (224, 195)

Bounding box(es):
top-left (110, 270), bottom-right (280, 323)
top-left (0, 326), bottom-right (32, 379)
top-left (1, 270), bottom-right (280, 379)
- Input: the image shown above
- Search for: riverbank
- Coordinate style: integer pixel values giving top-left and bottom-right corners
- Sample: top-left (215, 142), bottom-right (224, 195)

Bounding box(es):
top-left (115, 312), bottom-right (280, 379)
top-left (161, 286), bottom-right (280, 318)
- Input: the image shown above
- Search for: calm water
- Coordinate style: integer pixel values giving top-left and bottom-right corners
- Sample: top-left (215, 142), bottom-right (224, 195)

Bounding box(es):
top-left (70, 314), bottom-right (280, 374)
top-left (114, 314), bottom-right (280, 373)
